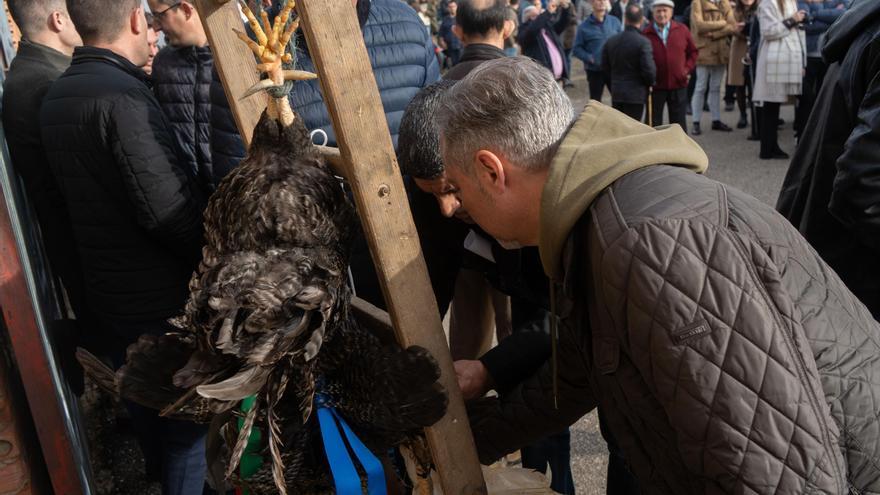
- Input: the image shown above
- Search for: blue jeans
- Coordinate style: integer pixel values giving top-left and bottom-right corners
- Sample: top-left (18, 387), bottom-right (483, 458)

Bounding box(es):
top-left (691, 65), bottom-right (726, 123)
top-left (521, 429), bottom-right (575, 494)
top-left (107, 319), bottom-right (209, 495)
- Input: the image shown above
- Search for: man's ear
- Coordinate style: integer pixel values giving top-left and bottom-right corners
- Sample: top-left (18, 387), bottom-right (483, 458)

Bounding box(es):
top-left (502, 19), bottom-right (515, 39)
top-left (452, 24), bottom-right (464, 41)
top-left (48, 11), bottom-right (64, 34)
top-left (131, 6), bottom-right (145, 35)
top-left (181, 1), bottom-right (196, 20)
top-left (474, 150), bottom-right (506, 192)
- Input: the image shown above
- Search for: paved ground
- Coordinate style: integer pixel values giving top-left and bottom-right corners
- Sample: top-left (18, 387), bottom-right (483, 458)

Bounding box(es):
top-left (562, 64), bottom-right (796, 494)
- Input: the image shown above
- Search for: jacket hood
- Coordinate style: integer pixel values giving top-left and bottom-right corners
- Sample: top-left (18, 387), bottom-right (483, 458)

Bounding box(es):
top-left (538, 102), bottom-right (708, 280)
top-left (822, 0), bottom-right (880, 64)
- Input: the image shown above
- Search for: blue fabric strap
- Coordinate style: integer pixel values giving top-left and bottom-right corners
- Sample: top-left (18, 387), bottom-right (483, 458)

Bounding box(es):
top-left (316, 394), bottom-right (386, 495)
top-left (331, 408), bottom-right (386, 495)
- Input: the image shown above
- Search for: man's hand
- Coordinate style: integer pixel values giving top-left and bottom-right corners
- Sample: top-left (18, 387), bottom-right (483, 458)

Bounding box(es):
top-left (547, 0), bottom-right (559, 14)
top-left (455, 360), bottom-right (493, 400)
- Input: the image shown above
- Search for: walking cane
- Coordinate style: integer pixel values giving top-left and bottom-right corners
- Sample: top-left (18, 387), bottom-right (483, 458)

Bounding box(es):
top-left (647, 87), bottom-right (654, 127)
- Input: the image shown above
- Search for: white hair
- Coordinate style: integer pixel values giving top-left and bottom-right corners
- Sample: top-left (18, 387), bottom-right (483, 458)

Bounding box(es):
top-left (435, 57), bottom-right (575, 173)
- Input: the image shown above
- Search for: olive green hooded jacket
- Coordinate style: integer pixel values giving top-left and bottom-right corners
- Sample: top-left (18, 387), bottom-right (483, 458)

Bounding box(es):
top-left (468, 102), bottom-right (880, 493)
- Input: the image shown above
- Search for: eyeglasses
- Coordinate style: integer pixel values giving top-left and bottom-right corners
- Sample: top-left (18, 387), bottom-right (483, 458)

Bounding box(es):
top-left (152, 2), bottom-right (181, 25)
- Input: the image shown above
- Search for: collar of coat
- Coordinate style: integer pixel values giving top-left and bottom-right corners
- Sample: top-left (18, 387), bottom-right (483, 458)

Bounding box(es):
top-left (70, 46), bottom-right (150, 83)
top-left (538, 101), bottom-right (709, 280)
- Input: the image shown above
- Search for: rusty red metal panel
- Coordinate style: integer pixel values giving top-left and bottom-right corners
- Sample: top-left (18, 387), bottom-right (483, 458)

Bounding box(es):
top-left (0, 175), bottom-right (87, 494)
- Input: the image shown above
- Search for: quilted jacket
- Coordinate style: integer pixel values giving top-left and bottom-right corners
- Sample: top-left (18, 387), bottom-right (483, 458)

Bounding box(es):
top-left (151, 44), bottom-right (213, 190)
top-left (40, 47), bottom-right (205, 327)
top-left (468, 103), bottom-right (880, 493)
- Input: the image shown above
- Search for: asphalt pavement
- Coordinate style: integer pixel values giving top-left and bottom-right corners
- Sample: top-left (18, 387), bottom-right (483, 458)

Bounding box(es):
top-left (563, 63), bottom-right (796, 494)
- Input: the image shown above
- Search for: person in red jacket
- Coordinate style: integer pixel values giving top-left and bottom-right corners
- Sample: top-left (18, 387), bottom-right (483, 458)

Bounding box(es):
top-left (641, 0), bottom-right (698, 130)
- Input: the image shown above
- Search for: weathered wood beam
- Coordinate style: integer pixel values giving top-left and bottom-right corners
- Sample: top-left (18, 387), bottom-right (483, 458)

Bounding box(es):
top-left (294, 1), bottom-right (487, 493)
top-left (193, 1), bottom-right (486, 492)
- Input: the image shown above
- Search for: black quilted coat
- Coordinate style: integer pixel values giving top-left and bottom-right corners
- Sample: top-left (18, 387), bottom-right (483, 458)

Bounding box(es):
top-left (40, 47), bottom-right (205, 328)
top-left (152, 45), bottom-right (213, 190)
top-left (777, 0), bottom-right (880, 318)
top-left (469, 103), bottom-right (880, 494)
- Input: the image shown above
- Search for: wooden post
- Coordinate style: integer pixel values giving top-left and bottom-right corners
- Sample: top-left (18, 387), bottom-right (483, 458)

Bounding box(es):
top-left (193, 1), bottom-right (487, 493)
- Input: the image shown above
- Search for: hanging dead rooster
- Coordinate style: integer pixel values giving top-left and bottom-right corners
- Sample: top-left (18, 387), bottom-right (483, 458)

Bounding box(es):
top-left (77, 1), bottom-right (447, 493)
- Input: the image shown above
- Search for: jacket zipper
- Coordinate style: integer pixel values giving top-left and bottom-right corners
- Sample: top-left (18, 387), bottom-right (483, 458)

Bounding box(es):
top-left (730, 233), bottom-right (843, 492)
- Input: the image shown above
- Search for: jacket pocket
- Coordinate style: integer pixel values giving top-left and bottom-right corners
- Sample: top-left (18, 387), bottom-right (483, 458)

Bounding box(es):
top-left (593, 334), bottom-right (620, 375)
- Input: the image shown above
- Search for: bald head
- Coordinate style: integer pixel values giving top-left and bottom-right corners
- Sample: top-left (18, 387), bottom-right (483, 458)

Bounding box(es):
top-left (455, 0), bottom-right (512, 46)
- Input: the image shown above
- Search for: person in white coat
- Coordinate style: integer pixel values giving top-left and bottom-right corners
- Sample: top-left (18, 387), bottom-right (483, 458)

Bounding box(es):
top-left (752, 0), bottom-right (806, 159)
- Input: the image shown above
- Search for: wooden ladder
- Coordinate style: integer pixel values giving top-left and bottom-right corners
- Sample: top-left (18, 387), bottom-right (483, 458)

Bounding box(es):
top-left (192, 1), bottom-right (488, 493)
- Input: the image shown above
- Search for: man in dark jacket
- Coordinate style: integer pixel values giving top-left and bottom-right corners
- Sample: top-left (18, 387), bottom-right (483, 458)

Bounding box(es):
top-left (1, 1), bottom-right (94, 350)
top-left (439, 55), bottom-right (880, 495)
top-left (519, 0), bottom-right (573, 83)
top-left (147, 0), bottom-right (214, 190)
top-left (643, 0), bottom-right (698, 129)
top-left (602, 3), bottom-right (656, 120)
top-left (444, 0), bottom-right (513, 81)
top-left (778, 0), bottom-right (880, 318)
top-left (439, 0), bottom-right (463, 66)
top-left (40, 1), bottom-right (207, 492)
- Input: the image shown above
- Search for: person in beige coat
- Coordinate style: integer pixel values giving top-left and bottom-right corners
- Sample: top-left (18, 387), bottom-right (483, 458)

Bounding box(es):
top-left (689, 0), bottom-right (737, 135)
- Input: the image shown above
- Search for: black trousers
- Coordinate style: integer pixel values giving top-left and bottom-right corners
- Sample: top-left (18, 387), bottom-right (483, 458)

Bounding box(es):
top-left (794, 57), bottom-right (828, 137)
top-left (759, 101), bottom-right (781, 157)
top-left (587, 70), bottom-right (608, 101)
top-left (612, 101), bottom-right (645, 122)
top-left (650, 88), bottom-right (688, 130)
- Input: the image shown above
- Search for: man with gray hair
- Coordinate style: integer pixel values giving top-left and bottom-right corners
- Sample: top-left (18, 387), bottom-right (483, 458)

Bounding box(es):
top-left (439, 56), bottom-right (880, 492)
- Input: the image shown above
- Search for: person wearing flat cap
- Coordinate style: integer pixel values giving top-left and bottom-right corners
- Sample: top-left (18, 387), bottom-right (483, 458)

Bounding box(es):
top-left (641, 0), bottom-right (699, 130)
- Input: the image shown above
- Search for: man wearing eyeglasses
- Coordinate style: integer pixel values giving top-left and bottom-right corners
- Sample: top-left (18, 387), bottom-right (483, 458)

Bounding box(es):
top-left (146, 0), bottom-right (215, 191)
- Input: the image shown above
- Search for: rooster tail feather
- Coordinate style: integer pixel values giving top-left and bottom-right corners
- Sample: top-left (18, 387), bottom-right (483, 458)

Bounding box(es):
top-left (75, 347), bottom-right (117, 394)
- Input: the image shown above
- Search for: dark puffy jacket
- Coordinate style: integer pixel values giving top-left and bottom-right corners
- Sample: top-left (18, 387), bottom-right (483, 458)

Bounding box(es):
top-left (797, 0), bottom-right (847, 56)
top-left (152, 45), bottom-right (214, 189)
top-left (211, 0), bottom-right (440, 186)
top-left (777, 0), bottom-right (880, 317)
top-left (472, 104), bottom-right (880, 493)
top-left (601, 25), bottom-right (656, 104)
top-left (40, 47), bottom-right (205, 330)
top-left (520, 7), bottom-right (573, 80)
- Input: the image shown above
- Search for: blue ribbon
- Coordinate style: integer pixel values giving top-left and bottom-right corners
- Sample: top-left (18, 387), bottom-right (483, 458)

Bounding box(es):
top-left (316, 394), bottom-right (386, 495)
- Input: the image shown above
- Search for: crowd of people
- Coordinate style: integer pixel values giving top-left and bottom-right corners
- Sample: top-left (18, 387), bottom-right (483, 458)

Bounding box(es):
top-left (2, 0), bottom-right (880, 494)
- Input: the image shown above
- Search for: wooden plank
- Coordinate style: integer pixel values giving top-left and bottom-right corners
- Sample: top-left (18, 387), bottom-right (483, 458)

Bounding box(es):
top-left (294, 1), bottom-right (486, 493)
top-left (194, 1), bottom-right (486, 492)
top-left (193, 0), bottom-right (266, 148)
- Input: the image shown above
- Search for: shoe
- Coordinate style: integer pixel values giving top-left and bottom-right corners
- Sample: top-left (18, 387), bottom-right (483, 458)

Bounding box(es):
top-left (737, 113), bottom-right (748, 129)
top-left (711, 120), bottom-right (733, 132)
top-left (777, 118), bottom-right (785, 127)
top-left (747, 134), bottom-right (759, 141)
top-left (725, 102), bottom-right (735, 112)
top-left (759, 149), bottom-right (790, 160)
top-left (692, 123), bottom-right (702, 136)
top-left (703, 103), bottom-right (710, 112)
